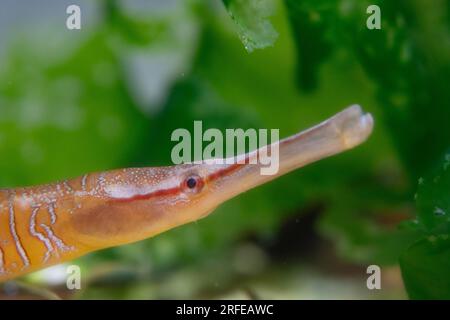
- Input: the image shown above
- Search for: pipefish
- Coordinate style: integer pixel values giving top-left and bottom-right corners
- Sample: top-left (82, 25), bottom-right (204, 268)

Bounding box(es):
top-left (0, 105), bottom-right (373, 281)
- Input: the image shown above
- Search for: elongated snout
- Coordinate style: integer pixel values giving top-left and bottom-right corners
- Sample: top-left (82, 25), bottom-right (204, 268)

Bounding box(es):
top-left (203, 105), bottom-right (373, 203)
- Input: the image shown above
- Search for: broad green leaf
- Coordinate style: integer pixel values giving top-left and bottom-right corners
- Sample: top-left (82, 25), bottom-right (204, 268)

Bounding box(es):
top-left (400, 152), bottom-right (450, 299)
top-left (222, 0), bottom-right (278, 52)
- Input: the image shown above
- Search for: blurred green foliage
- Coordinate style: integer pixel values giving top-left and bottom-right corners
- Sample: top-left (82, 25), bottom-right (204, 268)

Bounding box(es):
top-left (0, 12), bottom-right (150, 186)
top-left (0, 0), bottom-right (448, 299)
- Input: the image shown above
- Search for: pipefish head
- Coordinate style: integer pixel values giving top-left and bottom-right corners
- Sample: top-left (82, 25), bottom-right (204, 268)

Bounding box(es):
top-left (69, 105), bottom-right (373, 248)
top-left (175, 104), bottom-right (374, 219)
top-left (133, 104), bottom-right (373, 231)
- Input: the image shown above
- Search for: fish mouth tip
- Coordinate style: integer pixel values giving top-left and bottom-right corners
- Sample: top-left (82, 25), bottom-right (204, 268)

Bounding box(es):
top-left (332, 105), bottom-right (374, 148)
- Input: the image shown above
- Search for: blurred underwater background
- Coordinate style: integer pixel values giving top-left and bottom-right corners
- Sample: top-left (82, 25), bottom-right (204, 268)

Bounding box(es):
top-left (0, 0), bottom-right (449, 299)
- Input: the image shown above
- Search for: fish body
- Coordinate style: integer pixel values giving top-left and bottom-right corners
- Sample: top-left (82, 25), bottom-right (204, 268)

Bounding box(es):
top-left (0, 105), bottom-right (373, 281)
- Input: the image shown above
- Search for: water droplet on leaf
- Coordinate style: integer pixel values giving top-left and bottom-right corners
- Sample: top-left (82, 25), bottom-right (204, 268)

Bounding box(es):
top-left (434, 207), bottom-right (446, 216)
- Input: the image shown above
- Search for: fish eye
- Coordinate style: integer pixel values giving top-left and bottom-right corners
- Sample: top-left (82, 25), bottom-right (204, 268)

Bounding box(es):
top-left (186, 177), bottom-right (197, 189)
top-left (182, 175), bottom-right (204, 194)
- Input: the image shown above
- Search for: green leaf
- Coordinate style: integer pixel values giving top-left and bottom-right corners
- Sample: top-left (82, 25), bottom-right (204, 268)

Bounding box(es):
top-left (222, 0), bottom-right (279, 52)
top-left (400, 236), bottom-right (450, 299)
top-left (400, 152), bottom-right (450, 299)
